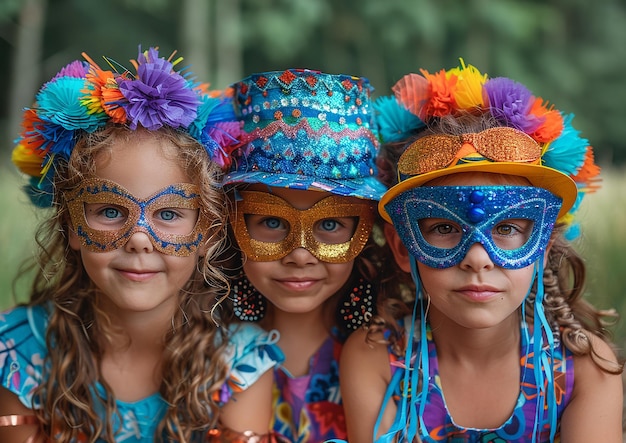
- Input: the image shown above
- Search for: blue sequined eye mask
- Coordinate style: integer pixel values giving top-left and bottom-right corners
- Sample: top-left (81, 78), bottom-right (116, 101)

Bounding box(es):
top-left (384, 185), bottom-right (562, 269)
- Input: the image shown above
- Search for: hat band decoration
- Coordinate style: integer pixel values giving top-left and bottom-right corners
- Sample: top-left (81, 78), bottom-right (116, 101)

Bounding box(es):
top-left (397, 127), bottom-right (541, 178)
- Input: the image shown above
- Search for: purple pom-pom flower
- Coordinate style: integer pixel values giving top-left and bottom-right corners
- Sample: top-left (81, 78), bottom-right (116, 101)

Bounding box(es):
top-left (118, 48), bottom-right (199, 130)
top-left (484, 77), bottom-right (543, 134)
top-left (49, 60), bottom-right (89, 82)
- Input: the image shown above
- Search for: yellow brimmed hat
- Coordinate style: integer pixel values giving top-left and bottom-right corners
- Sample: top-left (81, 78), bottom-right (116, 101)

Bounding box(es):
top-left (375, 59), bottom-right (600, 230)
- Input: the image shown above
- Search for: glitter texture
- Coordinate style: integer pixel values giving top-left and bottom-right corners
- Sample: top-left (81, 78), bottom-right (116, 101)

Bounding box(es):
top-left (398, 127), bottom-right (541, 177)
top-left (66, 178), bottom-right (210, 256)
top-left (384, 185), bottom-right (562, 269)
top-left (223, 69), bottom-right (386, 201)
top-left (232, 191), bottom-right (375, 263)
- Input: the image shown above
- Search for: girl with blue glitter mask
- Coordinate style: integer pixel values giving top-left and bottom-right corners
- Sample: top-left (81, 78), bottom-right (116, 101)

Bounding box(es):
top-left (0, 47), bottom-right (282, 443)
top-left (339, 60), bottom-right (624, 443)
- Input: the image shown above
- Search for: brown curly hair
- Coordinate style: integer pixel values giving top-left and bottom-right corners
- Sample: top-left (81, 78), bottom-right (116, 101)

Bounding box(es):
top-left (369, 113), bottom-right (624, 375)
top-left (17, 125), bottom-right (232, 442)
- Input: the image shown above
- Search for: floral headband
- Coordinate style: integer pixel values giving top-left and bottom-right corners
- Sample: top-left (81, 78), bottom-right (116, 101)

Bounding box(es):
top-left (374, 59), bottom-right (601, 239)
top-left (11, 46), bottom-right (242, 207)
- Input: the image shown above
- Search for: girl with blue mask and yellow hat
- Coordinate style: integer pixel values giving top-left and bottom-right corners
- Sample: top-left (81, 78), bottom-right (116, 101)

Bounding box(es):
top-left (0, 47), bottom-right (283, 442)
top-left (214, 69), bottom-right (390, 443)
top-left (339, 60), bottom-right (624, 443)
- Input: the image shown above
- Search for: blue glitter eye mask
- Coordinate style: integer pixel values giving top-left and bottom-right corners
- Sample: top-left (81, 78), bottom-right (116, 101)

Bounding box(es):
top-left (66, 178), bottom-right (211, 257)
top-left (384, 185), bottom-right (562, 269)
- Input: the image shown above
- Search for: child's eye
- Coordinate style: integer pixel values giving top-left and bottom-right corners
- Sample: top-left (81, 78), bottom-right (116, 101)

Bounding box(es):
top-left (84, 203), bottom-right (128, 230)
top-left (102, 206), bottom-right (123, 219)
top-left (433, 223), bottom-right (456, 235)
top-left (313, 217), bottom-right (357, 244)
top-left (244, 215), bottom-right (289, 243)
top-left (151, 208), bottom-right (200, 235)
top-left (418, 218), bottom-right (463, 249)
top-left (263, 217), bottom-right (285, 230)
top-left (492, 219), bottom-right (534, 249)
top-left (320, 219), bottom-right (339, 232)
top-left (158, 209), bottom-right (178, 222)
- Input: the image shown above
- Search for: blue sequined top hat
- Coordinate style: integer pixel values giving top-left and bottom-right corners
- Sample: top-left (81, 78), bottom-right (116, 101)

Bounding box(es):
top-left (222, 69), bottom-right (387, 201)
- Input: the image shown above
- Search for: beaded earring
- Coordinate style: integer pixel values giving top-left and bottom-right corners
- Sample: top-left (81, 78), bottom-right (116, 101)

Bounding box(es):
top-left (232, 274), bottom-right (266, 321)
top-left (339, 277), bottom-right (374, 330)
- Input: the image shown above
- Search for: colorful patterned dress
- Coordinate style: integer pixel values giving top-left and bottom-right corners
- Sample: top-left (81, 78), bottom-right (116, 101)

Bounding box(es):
top-left (270, 332), bottom-right (347, 443)
top-left (381, 318), bottom-right (574, 442)
top-left (0, 304), bottom-right (283, 442)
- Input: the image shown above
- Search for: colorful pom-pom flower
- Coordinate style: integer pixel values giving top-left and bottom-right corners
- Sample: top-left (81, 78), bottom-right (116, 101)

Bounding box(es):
top-left (11, 46), bottom-right (242, 207)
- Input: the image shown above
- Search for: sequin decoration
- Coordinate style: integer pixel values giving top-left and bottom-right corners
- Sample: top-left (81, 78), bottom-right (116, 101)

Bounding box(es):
top-left (384, 185), bottom-right (562, 269)
top-left (223, 69), bottom-right (386, 201)
top-left (340, 278), bottom-right (374, 330)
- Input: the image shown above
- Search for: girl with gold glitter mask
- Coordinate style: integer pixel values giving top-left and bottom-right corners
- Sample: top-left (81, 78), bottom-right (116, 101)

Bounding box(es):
top-left (215, 69), bottom-right (389, 443)
top-left (0, 47), bottom-right (283, 442)
top-left (338, 60), bottom-right (624, 443)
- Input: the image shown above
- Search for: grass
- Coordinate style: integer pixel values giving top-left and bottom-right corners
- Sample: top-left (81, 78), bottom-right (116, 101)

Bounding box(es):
top-left (0, 166), bottom-right (41, 307)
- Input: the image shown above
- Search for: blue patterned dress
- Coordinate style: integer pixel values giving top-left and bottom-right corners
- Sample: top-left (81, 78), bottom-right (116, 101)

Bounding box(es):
top-left (0, 304), bottom-right (284, 442)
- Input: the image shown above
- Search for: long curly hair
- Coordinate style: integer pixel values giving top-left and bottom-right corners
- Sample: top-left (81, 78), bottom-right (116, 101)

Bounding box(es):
top-left (20, 125), bottom-right (232, 442)
top-left (370, 113), bottom-right (623, 375)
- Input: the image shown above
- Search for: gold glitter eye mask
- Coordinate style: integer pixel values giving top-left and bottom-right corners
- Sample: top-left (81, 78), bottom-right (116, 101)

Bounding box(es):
top-left (232, 191), bottom-right (375, 263)
top-left (66, 178), bottom-right (210, 257)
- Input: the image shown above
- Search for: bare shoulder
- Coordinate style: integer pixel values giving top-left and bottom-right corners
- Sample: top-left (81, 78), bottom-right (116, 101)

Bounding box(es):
top-left (573, 333), bottom-right (622, 381)
top-left (341, 327), bottom-right (389, 368)
top-left (220, 369), bottom-right (273, 434)
top-left (559, 334), bottom-right (624, 443)
top-left (341, 327), bottom-right (395, 443)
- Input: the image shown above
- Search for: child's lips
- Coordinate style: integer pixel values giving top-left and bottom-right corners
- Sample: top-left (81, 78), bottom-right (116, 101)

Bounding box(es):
top-left (275, 277), bottom-right (321, 291)
top-left (118, 269), bottom-right (159, 282)
top-left (457, 285), bottom-right (501, 301)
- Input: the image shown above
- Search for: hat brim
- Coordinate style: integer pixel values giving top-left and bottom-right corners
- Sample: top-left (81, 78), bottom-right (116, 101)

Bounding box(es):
top-left (379, 162), bottom-right (578, 222)
top-left (223, 171), bottom-right (387, 201)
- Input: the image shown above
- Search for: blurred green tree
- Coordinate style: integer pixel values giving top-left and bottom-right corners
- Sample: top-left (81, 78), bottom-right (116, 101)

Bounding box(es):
top-left (1, 0), bottom-right (625, 163)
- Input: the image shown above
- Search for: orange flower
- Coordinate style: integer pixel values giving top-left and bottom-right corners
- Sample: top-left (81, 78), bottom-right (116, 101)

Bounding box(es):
top-left (529, 98), bottom-right (563, 143)
top-left (420, 68), bottom-right (458, 120)
top-left (101, 77), bottom-right (128, 124)
top-left (19, 109), bottom-right (46, 152)
top-left (572, 147), bottom-right (601, 191)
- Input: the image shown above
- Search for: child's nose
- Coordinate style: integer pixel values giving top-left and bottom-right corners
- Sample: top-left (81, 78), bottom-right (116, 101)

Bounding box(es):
top-left (458, 242), bottom-right (495, 272)
top-left (281, 247), bottom-right (319, 266)
top-left (124, 229), bottom-right (155, 254)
